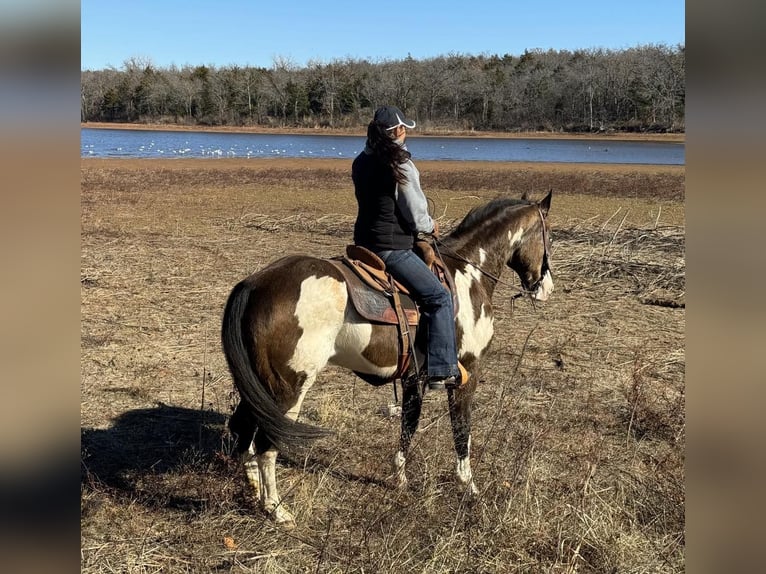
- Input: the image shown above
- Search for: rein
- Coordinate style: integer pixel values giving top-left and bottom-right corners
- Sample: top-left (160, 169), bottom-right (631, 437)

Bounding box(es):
top-left (433, 240), bottom-right (536, 305)
top-left (433, 239), bottom-right (515, 290)
top-left (432, 207), bottom-right (551, 302)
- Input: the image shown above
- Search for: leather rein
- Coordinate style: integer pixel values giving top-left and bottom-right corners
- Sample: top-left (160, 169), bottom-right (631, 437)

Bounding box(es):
top-left (433, 207), bottom-right (551, 301)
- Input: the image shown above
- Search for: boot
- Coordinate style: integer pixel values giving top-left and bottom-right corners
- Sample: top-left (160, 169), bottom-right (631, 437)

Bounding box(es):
top-left (427, 362), bottom-right (468, 390)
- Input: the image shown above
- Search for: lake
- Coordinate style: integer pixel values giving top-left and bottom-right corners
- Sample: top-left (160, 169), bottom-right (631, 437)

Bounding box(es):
top-left (81, 128), bottom-right (684, 165)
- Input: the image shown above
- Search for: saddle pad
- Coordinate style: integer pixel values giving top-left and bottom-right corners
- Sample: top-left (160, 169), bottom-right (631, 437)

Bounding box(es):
top-left (329, 260), bottom-right (419, 326)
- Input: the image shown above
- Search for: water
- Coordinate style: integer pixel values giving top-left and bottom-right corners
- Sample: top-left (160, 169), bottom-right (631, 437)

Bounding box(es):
top-left (81, 128), bottom-right (684, 165)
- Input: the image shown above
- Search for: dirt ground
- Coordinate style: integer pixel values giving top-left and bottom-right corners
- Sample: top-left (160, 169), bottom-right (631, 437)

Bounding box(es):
top-left (81, 157), bottom-right (685, 572)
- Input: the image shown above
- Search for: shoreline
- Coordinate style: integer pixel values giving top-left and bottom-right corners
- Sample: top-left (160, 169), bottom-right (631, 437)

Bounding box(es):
top-left (80, 157), bottom-right (685, 176)
top-left (80, 121), bottom-right (685, 144)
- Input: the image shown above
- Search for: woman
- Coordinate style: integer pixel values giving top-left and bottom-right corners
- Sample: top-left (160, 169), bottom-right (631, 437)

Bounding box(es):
top-left (351, 105), bottom-right (460, 390)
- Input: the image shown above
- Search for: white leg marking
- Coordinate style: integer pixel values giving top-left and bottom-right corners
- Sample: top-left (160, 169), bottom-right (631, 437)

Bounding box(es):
top-left (257, 449), bottom-right (296, 529)
top-left (393, 450), bottom-right (408, 489)
top-left (455, 437), bottom-right (479, 495)
top-left (243, 444), bottom-right (261, 502)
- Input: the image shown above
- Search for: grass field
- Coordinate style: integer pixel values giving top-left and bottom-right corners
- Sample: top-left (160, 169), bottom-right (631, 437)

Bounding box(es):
top-left (81, 157), bottom-right (685, 573)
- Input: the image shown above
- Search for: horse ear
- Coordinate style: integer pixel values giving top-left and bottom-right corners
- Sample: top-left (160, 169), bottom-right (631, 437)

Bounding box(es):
top-left (521, 191), bottom-right (530, 201)
top-left (538, 189), bottom-right (552, 217)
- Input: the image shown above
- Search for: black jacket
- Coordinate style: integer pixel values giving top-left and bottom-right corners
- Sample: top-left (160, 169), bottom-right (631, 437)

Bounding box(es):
top-left (352, 150), bottom-right (414, 251)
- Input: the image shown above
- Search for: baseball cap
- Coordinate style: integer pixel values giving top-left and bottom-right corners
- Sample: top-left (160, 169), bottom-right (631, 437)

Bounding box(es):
top-left (373, 105), bottom-right (416, 130)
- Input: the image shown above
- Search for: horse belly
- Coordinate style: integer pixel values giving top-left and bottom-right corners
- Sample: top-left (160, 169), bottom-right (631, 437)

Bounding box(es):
top-left (331, 310), bottom-right (398, 377)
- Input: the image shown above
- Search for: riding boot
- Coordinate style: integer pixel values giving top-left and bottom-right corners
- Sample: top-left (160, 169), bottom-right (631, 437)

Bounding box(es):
top-left (427, 362), bottom-right (468, 390)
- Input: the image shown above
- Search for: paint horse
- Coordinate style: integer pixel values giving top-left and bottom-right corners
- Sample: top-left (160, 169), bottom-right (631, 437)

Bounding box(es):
top-left (221, 191), bottom-right (553, 529)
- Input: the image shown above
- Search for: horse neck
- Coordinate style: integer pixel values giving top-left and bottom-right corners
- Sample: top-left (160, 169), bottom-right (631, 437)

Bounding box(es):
top-left (442, 206), bottom-right (534, 297)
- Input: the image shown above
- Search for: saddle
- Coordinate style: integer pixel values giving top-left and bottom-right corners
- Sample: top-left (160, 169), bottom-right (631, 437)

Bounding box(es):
top-left (329, 242), bottom-right (458, 383)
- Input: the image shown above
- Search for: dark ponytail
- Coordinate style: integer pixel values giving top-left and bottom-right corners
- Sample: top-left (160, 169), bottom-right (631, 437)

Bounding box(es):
top-left (365, 122), bottom-right (411, 184)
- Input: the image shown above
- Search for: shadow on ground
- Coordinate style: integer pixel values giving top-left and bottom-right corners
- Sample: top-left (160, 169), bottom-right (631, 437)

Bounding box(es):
top-left (81, 403), bottom-right (235, 509)
top-left (81, 402), bottom-right (401, 519)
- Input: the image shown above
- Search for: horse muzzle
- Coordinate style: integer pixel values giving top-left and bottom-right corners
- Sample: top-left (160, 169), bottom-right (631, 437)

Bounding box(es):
top-left (532, 270), bottom-right (554, 301)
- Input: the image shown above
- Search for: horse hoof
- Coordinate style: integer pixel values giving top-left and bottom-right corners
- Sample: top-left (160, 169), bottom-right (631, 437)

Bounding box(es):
top-left (386, 472), bottom-right (407, 490)
top-left (266, 504), bottom-right (296, 530)
top-left (275, 515), bottom-right (296, 531)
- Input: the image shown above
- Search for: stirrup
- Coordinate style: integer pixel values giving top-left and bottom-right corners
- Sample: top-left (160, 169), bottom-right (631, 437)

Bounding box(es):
top-left (427, 375), bottom-right (456, 391)
top-left (426, 363), bottom-right (468, 390)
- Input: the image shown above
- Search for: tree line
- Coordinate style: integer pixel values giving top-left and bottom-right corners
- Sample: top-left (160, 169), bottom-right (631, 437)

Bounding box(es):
top-left (81, 44), bottom-right (684, 133)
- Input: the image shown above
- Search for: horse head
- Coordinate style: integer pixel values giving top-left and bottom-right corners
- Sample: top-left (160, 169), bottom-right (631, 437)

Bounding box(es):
top-left (508, 190), bottom-right (553, 301)
top-left (444, 190), bottom-right (553, 302)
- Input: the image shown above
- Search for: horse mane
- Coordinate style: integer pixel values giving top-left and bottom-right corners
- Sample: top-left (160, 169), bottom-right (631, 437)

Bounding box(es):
top-left (449, 197), bottom-right (531, 238)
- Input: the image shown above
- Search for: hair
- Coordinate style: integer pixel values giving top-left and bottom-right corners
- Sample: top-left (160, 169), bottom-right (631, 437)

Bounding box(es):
top-left (365, 121), bottom-right (411, 184)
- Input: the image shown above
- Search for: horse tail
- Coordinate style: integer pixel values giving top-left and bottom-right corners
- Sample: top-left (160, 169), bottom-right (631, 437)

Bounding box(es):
top-left (221, 279), bottom-right (330, 452)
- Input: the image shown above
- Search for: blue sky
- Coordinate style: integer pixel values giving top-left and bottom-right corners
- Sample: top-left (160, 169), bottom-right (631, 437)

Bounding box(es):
top-left (81, 0), bottom-right (685, 71)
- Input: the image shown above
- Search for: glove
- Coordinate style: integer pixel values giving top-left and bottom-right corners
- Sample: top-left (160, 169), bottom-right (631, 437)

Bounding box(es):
top-left (416, 220), bottom-right (439, 243)
top-left (416, 231), bottom-right (434, 243)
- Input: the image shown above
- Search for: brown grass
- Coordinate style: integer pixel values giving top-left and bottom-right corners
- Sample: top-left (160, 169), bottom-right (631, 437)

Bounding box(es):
top-left (81, 157), bottom-right (684, 573)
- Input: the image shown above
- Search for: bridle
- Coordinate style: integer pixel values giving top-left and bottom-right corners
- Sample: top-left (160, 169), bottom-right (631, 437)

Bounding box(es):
top-left (529, 207), bottom-right (552, 295)
top-left (433, 206), bottom-right (551, 301)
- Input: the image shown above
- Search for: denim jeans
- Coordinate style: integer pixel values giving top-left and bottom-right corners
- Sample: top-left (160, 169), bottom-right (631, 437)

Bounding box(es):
top-left (376, 248), bottom-right (459, 378)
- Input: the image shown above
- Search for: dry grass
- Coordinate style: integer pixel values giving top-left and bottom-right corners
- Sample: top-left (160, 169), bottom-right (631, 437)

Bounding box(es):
top-left (81, 158), bottom-right (684, 573)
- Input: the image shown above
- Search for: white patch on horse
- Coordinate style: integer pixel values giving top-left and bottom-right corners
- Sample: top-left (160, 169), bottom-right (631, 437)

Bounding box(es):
top-left (393, 449), bottom-right (407, 488)
top-left (257, 448), bottom-right (295, 528)
top-left (332, 308), bottom-right (397, 376)
top-left (478, 248), bottom-right (487, 266)
top-left (455, 438), bottom-right (479, 495)
top-left (286, 375), bottom-right (316, 420)
top-left (508, 227), bottom-right (524, 248)
top-left (289, 275), bottom-right (347, 375)
top-left (454, 261), bottom-right (494, 358)
top-left (243, 444), bottom-right (261, 502)
top-left (533, 269), bottom-right (554, 301)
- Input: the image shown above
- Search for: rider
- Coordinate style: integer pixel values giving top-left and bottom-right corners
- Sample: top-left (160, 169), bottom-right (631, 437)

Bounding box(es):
top-left (351, 105), bottom-right (461, 390)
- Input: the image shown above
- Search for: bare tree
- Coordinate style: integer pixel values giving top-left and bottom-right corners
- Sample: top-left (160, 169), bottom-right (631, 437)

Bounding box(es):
top-left (80, 46), bottom-right (684, 133)
top-left (233, 66), bottom-right (263, 124)
top-left (169, 67), bottom-right (203, 123)
top-left (419, 56), bottom-right (450, 123)
top-left (264, 56), bottom-right (298, 126)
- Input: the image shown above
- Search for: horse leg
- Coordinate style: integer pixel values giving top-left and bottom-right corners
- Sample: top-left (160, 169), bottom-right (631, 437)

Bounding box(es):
top-left (255, 446), bottom-right (295, 529)
top-left (394, 377), bottom-right (423, 488)
top-left (230, 375), bottom-right (318, 530)
top-left (448, 384), bottom-right (479, 496)
top-left (253, 271), bottom-right (343, 527)
top-left (229, 403), bottom-right (268, 516)
top-left (229, 401), bottom-right (262, 503)
top-left (240, 444), bottom-right (261, 502)
top-left (253, 373), bottom-right (318, 530)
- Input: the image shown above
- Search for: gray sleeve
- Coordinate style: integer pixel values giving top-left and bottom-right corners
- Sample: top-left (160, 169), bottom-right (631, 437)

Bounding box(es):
top-left (395, 159), bottom-right (435, 234)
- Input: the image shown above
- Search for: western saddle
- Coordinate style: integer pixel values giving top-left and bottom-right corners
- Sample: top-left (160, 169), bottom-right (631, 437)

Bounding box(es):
top-left (329, 241), bottom-right (462, 385)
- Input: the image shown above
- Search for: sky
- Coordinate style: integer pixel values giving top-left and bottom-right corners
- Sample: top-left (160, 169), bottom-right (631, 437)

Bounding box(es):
top-left (81, 0), bottom-right (685, 71)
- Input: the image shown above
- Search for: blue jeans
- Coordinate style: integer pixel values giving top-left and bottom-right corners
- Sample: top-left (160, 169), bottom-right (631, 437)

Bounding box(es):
top-left (376, 248), bottom-right (459, 378)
